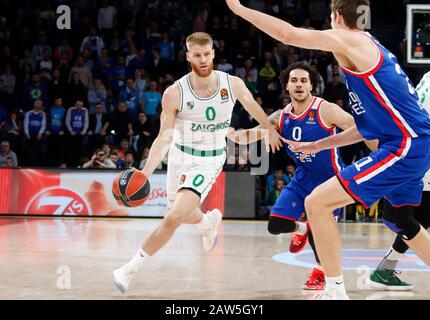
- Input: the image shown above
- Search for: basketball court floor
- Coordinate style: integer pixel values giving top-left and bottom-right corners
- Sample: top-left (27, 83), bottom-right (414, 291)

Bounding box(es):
top-left (0, 216), bottom-right (429, 300)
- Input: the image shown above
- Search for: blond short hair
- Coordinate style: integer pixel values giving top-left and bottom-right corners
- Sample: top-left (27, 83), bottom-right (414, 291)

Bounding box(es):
top-left (186, 32), bottom-right (213, 51)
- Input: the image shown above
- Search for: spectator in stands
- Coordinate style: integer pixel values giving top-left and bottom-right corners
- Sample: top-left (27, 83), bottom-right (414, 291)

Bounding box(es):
top-left (134, 68), bottom-right (149, 97)
top-left (65, 99), bottom-right (89, 167)
top-left (23, 100), bottom-right (46, 166)
top-left (118, 138), bottom-right (131, 160)
top-left (82, 148), bottom-right (116, 169)
top-left (94, 48), bottom-right (114, 82)
top-left (108, 55), bottom-right (130, 94)
top-left (102, 143), bottom-right (111, 156)
top-left (119, 78), bottom-right (140, 119)
top-left (98, 0), bottom-right (117, 44)
top-left (88, 103), bottom-right (110, 150)
top-left (3, 110), bottom-right (20, 152)
top-left (267, 179), bottom-right (286, 207)
top-left (158, 33), bottom-right (175, 64)
top-left (109, 151), bottom-right (122, 169)
top-left (0, 140), bottom-right (18, 167)
top-left (66, 71), bottom-right (88, 107)
top-left (88, 79), bottom-right (107, 114)
top-left (2, 156), bottom-right (16, 167)
top-left (259, 61), bottom-right (277, 83)
top-left (217, 56), bottom-right (234, 74)
top-left (133, 112), bottom-right (155, 156)
top-left (46, 97), bottom-right (66, 167)
top-left (266, 168), bottom-right (290, 194)
top-left (128, 48), bottom-right (147, 75)
top-left (323, 72), bottom-right (348, 109)
top-left (36, 49), bottom-right (53, 73)
top-left (236, 58), bottom-right (258, 84)
top-left (69, 56), bottom-right (93, 89)
top-left (53, 38), bottom-right (74, 66)
top-left (286, 164), bottom-right (296, 180)
top-left (80, 27), bottom-right (105, 58)
top-left (0, 65), bottom-right (16, 95)
top-left (147, 48), bottom-right (168, 79)
top-left (31, 30), bottom-right (51, 62)
top-left (138, 147), bottom-right (150, 170)
top-left (140, 80), bottom-right (162, 125)
top-left (48, 69), bottom-right (67, 104)
top-left (124, 151), bottom-right (139, 169)
top-left (0, 79), bottom-right (13, 109)
top-left (109, 101), bottom-right (133, 146)
top-left (23, 74), bottom-right (48, 110)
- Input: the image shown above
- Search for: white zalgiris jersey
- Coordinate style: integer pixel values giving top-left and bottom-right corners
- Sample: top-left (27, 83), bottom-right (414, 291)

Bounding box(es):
top-left (416, 71), bottom-right (430, 191)
top-left (173, 70), bottom-right (236, 153)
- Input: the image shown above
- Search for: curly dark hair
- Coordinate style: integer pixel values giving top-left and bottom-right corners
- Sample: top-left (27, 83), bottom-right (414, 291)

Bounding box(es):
top-left (278, 62), bottom-right (321, 95)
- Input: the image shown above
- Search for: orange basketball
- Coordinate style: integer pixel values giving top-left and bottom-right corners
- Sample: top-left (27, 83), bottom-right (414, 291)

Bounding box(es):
top-left (112, 169), bottom-right (150, 207)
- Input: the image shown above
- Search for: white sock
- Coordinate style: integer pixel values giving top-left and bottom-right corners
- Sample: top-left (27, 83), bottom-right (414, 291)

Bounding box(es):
top-left (325, 275), bottom-right (346, 293)
top-left (197, 214), bottom-right (211, 231)
top-left (384, 247), bottom-right (403, 261)
top-left (315, 264), bottom-right (324, 272)
top-left (295, 222), bottom-right (308, 235)
top-left (124, 248), bottom-right (151, 272)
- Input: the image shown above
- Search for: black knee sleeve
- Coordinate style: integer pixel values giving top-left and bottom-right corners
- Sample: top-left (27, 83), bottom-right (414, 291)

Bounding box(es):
top-left (382, 199), bottom-right (421, 240)
top-left (268, 216), bottom-right (296, 235)
top-left (414, 191), bottom-right (430, 229)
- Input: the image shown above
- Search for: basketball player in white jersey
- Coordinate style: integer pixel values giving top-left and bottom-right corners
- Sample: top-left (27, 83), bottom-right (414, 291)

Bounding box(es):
top-left (112, 32), bottom-right (284, 294)
top-left (366, 72), bottom-right (430, 291)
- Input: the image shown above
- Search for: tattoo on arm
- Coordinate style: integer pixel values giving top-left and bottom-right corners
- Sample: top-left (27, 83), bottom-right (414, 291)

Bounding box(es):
top-left (268, 109), bottom-right (282, 129)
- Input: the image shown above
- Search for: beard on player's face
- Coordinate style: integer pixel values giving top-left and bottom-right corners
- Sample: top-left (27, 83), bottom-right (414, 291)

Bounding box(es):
top-left (190, 61), bottom-right (214, 78)
top-left (288, 87), bottom-right (312, 103)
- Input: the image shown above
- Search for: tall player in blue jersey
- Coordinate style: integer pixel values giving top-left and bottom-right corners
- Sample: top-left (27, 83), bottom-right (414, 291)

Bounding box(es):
top-left (226, 0), bottom-right (430, 299)
top-left (229, 63), bottom-right (377, 291)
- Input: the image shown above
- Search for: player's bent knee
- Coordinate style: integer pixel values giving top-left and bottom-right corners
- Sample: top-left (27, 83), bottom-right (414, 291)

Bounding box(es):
top-left (304, 193), bottom-right (318, 216)
top-left (267, 216), bottom-right (296, 235)
top-left (164, 209), bottom-right (187, 228)
top-left (382, 200), bottom-right (421, 240)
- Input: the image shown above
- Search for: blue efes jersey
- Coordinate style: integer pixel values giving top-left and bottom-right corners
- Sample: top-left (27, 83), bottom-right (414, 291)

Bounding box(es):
top-left (341, 32), bottom-right (430, 145)
top-left (279, 97), bottom-right (345, 177)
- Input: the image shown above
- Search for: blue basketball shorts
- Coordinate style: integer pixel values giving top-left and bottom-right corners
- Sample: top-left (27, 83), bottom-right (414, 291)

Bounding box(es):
top-left (270, 168), bottom-right (341, 221)
top-left (337, 136), bottom-right (430, 208)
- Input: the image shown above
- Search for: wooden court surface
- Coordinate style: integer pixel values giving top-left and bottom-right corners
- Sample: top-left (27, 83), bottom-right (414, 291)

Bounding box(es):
top-left (0, 216), bottom-right (429, 300)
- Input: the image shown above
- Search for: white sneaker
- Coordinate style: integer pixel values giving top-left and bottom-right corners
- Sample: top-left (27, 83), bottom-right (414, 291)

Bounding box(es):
top-left (317, 288), bottom-right (350, 300)
top-left (200, 209), bottom-right (222, 252)
top-left (112, 265), bottom-right (136, 294)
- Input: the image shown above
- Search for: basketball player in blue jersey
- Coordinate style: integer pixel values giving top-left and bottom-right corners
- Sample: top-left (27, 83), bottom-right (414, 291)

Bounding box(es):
top-left (228, 63), bottom-right (377, 291)
top-left (226, 0), bottom-right (430, 299)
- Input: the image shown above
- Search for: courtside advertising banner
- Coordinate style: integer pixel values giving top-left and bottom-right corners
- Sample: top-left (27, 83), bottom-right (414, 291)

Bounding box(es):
top-left (0, 169), bottom-right (168, 217)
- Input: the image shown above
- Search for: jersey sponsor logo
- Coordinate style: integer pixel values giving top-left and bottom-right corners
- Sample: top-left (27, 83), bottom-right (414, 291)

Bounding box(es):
top-left (190, 119), bottom-right (231, 132)
top-left (306, 111), bottom-right (316, 125)
top-left (179, 174), bottom-right (186, 185)
top-left (349, 91), bottom-right (366, 115)
top-left (186, 101), bottom-right (194, 110)
top-left (220, 88), bottom-right (229, 101)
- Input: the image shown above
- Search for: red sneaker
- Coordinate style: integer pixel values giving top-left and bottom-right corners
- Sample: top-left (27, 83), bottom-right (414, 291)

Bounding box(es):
top-left (302, 268), bottom-right (325, 290)
top-left (289, 221), bottom-right (310, 254)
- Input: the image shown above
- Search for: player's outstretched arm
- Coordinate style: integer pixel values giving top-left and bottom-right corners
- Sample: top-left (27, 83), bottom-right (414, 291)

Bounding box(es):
top-left (320, 102), bottom-right (378, 151)
top-left (230, 76), bottom-right (284, 152)
top-left (141, 84), bottom-right (178, 178)
top-left (226, 0), bottom-right (347, 53)
top-left (227, 109), bottom-right (282, 145)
